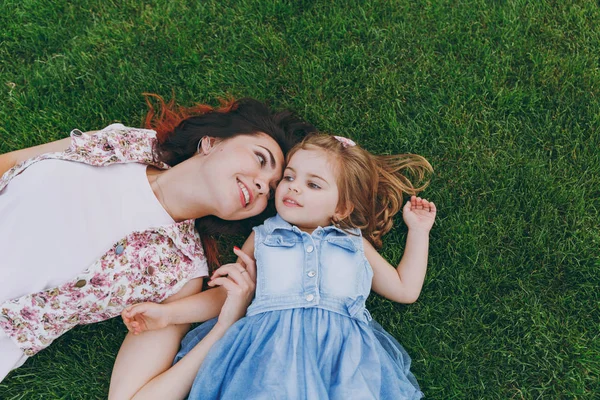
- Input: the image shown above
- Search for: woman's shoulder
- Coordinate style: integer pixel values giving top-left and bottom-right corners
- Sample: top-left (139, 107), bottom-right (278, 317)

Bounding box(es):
top-left (94, 123), bottom-right (157, 139)
top-left (68, 123), bottom-right (167, 167)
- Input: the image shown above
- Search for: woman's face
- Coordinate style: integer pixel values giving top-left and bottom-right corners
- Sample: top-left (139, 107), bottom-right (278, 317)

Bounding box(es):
top-left (198, 132), bottom-right (285, 221)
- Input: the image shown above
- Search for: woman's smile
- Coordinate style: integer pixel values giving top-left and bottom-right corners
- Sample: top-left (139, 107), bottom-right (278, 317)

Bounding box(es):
top-left (237, 179), bottom-right (253, 207)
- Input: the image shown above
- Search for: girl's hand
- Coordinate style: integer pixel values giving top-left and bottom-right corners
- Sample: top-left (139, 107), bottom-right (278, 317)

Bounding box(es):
top-left (403, 196), bottom-right (437, 233)
top-left (208, 246), bottom-right (257, 329)
top-left (121, 302), bottom-right (170, 335)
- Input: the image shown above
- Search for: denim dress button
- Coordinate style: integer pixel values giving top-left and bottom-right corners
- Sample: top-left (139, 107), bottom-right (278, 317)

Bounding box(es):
top-left (307, 271), bottom-right (316, 277)
top-left (305, 294), bottom-right (315, 302)
top-left (306, 245), bottom-right (314, 253)
top-left (115, 245), bottom-right (125, 255)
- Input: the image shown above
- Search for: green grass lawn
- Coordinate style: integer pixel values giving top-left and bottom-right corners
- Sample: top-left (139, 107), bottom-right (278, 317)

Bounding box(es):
top-left (1, 0), bottom-right (599, 398)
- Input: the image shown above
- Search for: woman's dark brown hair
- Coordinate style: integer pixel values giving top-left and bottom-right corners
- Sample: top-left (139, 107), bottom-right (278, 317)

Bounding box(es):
top-left (144, 94), bottom-right (316, 270)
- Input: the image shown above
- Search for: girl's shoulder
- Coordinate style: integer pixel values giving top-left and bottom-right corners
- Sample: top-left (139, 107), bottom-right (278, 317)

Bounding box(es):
top-left (253, 214), bottom-right (292, 234)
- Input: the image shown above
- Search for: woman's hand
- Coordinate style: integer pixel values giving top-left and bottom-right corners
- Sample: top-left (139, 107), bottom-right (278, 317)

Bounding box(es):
top-left (403, 195), bottom-right (437, 233)
top-left (208, 246), bottom-right (257, 329)
top-left (122, 302), bottom-right (171, 335)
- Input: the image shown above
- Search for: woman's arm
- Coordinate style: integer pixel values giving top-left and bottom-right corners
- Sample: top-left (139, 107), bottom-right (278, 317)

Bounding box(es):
top-left (0, 137), bottom-right (71, 176)
top-left (109, 278), bottom-right (204, 400)
top-left (368, 196), bottom-right (436, 304)
top-left (130, 321), bottom-right (231, 400)
top-left (109, 234), bottom-right (256, 399)
top-left (130, 247), bottom-right (257, 400)
top-left (0, 130), bottom-right (99, 176)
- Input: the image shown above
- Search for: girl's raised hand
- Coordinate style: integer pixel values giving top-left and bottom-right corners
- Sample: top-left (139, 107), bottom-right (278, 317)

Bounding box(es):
top-left (208, 246), bottom-right (257, 329)
top-left (403, 195), bottom-right (437, 232)
top-left (121, 302), bottom-right (170, 335)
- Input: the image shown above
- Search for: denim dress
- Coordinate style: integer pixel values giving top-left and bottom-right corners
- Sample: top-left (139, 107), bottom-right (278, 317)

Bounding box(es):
top-left (176, 215), bottom-right (423, 399)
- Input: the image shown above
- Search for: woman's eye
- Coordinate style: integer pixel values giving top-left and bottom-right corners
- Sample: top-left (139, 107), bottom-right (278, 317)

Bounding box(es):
top-left (256, 153), bottom-right (266, 167)
top-left (308, 182), bottom-right (321, 189)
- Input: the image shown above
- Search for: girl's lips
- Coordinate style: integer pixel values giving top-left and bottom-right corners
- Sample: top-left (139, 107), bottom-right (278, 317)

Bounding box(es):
top-left (282, 196), bottom-right (302, 207)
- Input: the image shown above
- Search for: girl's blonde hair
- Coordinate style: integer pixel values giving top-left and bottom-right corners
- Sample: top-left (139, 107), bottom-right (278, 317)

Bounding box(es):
top-left (287, 134), bottom-right (433, 248)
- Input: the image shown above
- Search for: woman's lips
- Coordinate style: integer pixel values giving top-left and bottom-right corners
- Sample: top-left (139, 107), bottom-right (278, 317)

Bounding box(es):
top-left (237, 179), bottom-right (253, 208)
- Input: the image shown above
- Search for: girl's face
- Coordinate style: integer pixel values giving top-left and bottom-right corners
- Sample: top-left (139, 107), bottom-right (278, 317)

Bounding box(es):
top-left (195, 132), bottom-right (284, 220)
top-left (275, 148), bottom-right (341, 232)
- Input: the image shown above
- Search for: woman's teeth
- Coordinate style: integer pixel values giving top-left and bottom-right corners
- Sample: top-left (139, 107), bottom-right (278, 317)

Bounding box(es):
top-left (238, 181), bottom-right (250, 205)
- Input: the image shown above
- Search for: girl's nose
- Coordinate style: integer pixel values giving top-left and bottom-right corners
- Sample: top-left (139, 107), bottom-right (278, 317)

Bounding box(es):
top-left (288, 182), bottom-right (300, 193)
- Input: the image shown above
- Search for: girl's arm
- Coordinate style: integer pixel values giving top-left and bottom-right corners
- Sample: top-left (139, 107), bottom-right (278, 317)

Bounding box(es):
top-left (367, 196), bottom-right (436, 304)
top-left (0, 130), bottom-right (99, 176)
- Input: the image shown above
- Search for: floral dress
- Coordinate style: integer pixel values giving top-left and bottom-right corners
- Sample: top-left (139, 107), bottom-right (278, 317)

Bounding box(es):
top-left (0, 124), bottom-right (207, 358)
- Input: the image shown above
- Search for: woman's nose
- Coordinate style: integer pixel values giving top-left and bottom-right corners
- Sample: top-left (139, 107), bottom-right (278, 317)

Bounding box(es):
top-left (254, 178), bottom-right (269, 195)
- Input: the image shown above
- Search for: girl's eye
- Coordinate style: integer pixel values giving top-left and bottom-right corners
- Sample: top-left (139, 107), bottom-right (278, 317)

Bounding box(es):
top-left (256, 153), bottom-right (266, 167)
top-left (283, 175), bottom-right (294, 181)
top-left (308, 182), bottom-right (321, 189)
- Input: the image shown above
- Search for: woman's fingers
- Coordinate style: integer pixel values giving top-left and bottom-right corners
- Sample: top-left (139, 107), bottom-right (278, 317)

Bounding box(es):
top-left (210, 253), bottom-right (256, 285)
top-left (208, 263), bottom-right (256, 305)
top-left (232, 246), bottom-right (257, 281)
top-left (208, 250), bottom-right (258, 329)
top-left (209, 265), bottom-right (254, 291)
top-left (208, 276), bottom-right (244, 292)
top-left (210, 263), bottom-right (245, 281)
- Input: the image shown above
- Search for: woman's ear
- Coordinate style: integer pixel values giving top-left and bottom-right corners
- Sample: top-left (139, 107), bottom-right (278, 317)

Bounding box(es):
top-left (199, 136), bottom-right (219, 155)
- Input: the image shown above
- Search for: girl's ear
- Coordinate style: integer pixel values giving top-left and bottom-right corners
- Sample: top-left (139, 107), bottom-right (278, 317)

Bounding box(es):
top-left (334, 203), bottom-right (354, 221)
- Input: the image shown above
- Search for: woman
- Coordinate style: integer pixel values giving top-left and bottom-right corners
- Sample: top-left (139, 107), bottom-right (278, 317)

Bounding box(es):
top-left (0, 95), bottom-right (315, 398)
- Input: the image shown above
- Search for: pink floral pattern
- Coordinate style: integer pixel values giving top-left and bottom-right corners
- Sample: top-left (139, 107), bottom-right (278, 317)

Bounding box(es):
top-left (0, 124), bottom-right (207, 356)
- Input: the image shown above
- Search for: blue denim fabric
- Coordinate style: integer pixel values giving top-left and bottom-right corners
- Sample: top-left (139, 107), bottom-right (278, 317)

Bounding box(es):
top-left (176, 215), bottom-right (423, 399)
top-left (247, 214), bottom-right (373, 323)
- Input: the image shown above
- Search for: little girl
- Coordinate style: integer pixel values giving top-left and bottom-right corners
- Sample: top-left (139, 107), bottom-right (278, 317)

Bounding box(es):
top-left (122, 134), bottom-right (436, 399)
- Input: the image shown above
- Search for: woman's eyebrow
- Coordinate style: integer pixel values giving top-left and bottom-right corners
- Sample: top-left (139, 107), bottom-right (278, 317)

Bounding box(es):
top-left (258, 145), bottom-right (276, 169)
